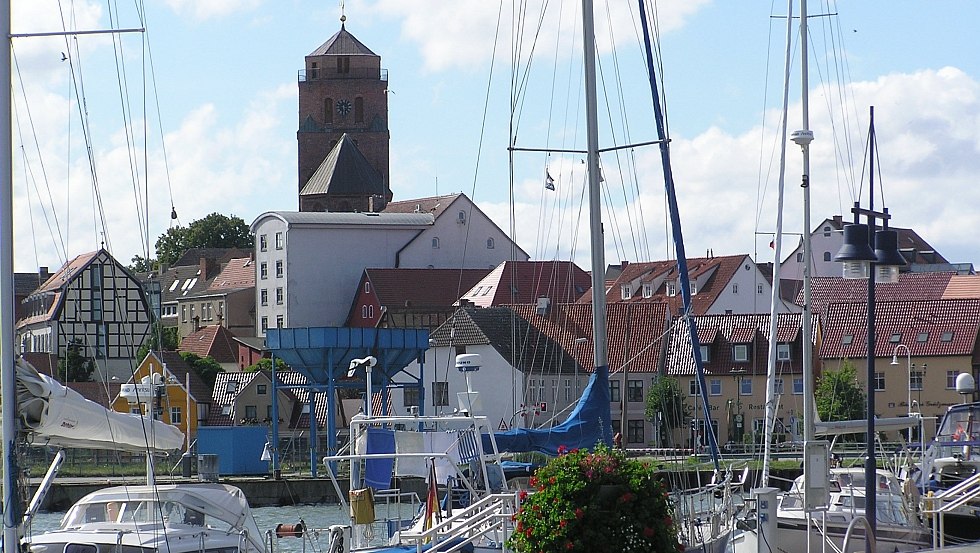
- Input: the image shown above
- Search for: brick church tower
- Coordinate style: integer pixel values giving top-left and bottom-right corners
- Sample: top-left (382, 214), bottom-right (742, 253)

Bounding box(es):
top-left (297, 17), bottom-right (391, 212)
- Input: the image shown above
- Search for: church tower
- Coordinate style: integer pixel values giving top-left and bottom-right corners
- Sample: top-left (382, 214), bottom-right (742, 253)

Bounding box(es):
top-left (297, 17), bottom-right (391, 212)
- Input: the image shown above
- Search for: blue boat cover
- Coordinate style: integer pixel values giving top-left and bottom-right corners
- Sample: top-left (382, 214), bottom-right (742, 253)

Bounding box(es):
top-left (483, 365), bottom-right (613, 455)
top-left (374, 538), bottom-right (474, 553)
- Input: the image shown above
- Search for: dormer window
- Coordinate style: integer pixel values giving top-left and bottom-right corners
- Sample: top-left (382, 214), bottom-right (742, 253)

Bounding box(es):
top-left (941, 331), bottom-right (954, 342)
top-left (842, 334), bottom-right (853, 345)
top-left (776, 343), bottom-right (791, 361)
top-left (226, 381), bottom-right (239, 394)
top-left (666, 282), bottom-right (677, 297)
top-left (643, 284), bottom-right (652, 298)
top-left (691, 282), bottom-right (698, 296)
top-left (621, 285), bottom-right (631, 300)
top-left (733, 344), bottom-right (749, 362)
top-left (889, 333), bottom-right (901, 344)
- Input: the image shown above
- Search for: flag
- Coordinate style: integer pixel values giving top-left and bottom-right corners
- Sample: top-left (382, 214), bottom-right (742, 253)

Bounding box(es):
top-left (422, 459), bottom-right (439, 540)
top-left (769, 238), bottom-right (775, 249)
top-left (545, 170), bottom-right (555, 191)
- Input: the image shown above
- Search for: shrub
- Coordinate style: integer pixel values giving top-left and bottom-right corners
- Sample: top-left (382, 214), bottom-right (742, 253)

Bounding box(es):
top-left (507, 444), bottom-right (682, 553)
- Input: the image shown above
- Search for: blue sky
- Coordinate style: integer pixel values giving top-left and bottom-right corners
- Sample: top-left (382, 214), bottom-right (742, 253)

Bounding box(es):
top-left (11, 1), bottom-right (980, 273)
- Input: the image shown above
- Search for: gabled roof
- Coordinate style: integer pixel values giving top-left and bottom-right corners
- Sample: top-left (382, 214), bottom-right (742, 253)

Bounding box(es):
top-left (803, 272), bottom-right (954, 314)
top-left (598, 254), bottom-right (753, 315)
top-left (172, 248), bottom-right (251, 268)
top-left (308, 25), bottom-right (377, 57)
top-left (820, 299), bottom-right (980, 359)
top-left (364, 268), bottom-right (491, 308)
top-left (136, 351), bottom-right (212, 404)
top-left (300, 133), bottom-right (386, 197)
top-left (15, 271), bottom-right (50, 297)
top-left (34, 250), bottom-right (101, 293)
top-left (276, 370), bottom-right (331, 428)
top-left (179, 325), bottom-right (239, 364)
top-left (663, 312), bottom-right (817, 377)
top-left (383, 193), bottom-right (461, 218)
top-left (207, 371), bottom-right (272, 425)
top-left (944, 275), bottom-right (980, 299)
top-left (207, 257), bottom-right (256, 291)
top-left (460, 261), bottom-right (591, 308)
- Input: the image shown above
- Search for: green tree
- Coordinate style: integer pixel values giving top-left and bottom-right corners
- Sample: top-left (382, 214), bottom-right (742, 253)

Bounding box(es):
top-left (179, 352), bottom-right (225, 389)
top-left (815, 360), bottom-right (867, 422)
top-left (155, 213), bottom-right (253, 266)
top-left (59, 340), bottom-right (96, 382)
top-left (136, 324), bottom-right (180, 363)
top-left (129, 255), bottom-right (158, 273)
top-left (245, 357), bottom-right (289, 373)
top-left (645, 376), bottom-right (690, 447)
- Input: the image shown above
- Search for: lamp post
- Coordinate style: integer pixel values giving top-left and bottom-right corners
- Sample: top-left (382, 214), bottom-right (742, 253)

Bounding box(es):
top-left (891, 344), bottom-right (912, 417)
top-left (833, 106), bottom-right (907, 548)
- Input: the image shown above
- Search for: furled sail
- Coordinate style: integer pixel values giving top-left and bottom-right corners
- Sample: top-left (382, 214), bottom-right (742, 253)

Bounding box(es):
top-left (14, 358), bottom-right (183, 452)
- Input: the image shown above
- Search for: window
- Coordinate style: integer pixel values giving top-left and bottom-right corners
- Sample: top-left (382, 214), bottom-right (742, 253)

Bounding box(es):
top-left (842, 334), bottom-right (853, 345)
top-left (564, 379), bottom-right (572, 401)
top-left (823, 252), bottom-right (832, 262)
top-left (627, 420), bottom-right (644, 444)
top-left (740, 378), bottom-right (752, 396)
top-left (486, 238), bottom-right (495, 249)
top-left (796, 252), bottom-right (803, 262)
top-left (257, 384), bottom-right (267, 395)
top-left (276, 260), bottom-right (283, 278)
top-left (609, 380), bottom-right (621, 403)
top-left (643, 284), bottom-right (653, 298)
top-left (889, 333), bottom-right (901, 344)
top-left (259, 235), bottom-right (268, 252)
top-left (337, 55), bottom-right (350, 73)
top-left (361, 305), bottom-right (368, 318)
top-left (267, 405), bottom-right (273, 420)
top-left (733, 344), bottom-right (749, 362)
top-left (699, 345), bottom-right (710, 363)
top-left (324, 97), bottom-right (333, 123)
top-left (666, 282), bottom-right (677, 296)
top-left (170, 407), bottom-right (182, 424)
top-left (689, 380), bottom-right (700, 396)
top-left (181, 305), bottom-right (186, 322)
top-left (773, 378), bottom-right (784, 394)
top-left (793, 378), bottom-right (803, 395)
top-left (823, 225), bottom-right (831, 237)
top-left (874, 372), bottom-right (885, 391)
top-left (260, 263), bottom-right (268, 279)
top-left (275, 232), bottom-right (284, 249)
top-left (757, 283), bottom-right (764, 294)
top-left (709, 379), bottom-right (722, 396)
top-left (260, 289), bottom-right (268, 306)
top-left (354, 97), bottom-right (364, 122)
top-left (276, 315), bottom-right (284, 328)
top-left (261, 317), bottom-right (268, 332)
top-left (431, 237), bottom-right (440, 249)
top-left (941, 332), bottom-right (954, 342)
top-left (776, 343), bottom-right (791, 361)
top-left (916, 332), bottom-right (929, 343)
top-left (276, 288), bottom-right (284, 305)
top-left (691, 282), bottom-right (698, 296)
top-left (245, 405), bottom-right (257, 420)
top-left (627, 380), bottom-right (643, 402)
top-left (947, 371), bottom-right (958, 389)
top-left (404, 386), bottom-right (420, 407)
top-left (910, 371), bottom-right (924, 391)
top-left (621, 286), bottom-right (631, 300)
top-left (732, 283), bottom-right (738, 294)
top-left (432, 382), bottom-right (449, 406)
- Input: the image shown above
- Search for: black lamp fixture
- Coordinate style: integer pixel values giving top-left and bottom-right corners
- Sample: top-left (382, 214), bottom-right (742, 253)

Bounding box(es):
top-left (833, 218), bottom-right (906, 283)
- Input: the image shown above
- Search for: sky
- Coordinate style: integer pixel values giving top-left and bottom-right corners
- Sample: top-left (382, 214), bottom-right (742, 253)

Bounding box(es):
top-left (10, 0), bottom-right (980, 275)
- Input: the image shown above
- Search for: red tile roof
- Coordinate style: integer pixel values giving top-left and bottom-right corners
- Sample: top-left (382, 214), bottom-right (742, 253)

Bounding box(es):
top-left (819, 299), bottom-right (980, 359)
top-left (365, 268), bottom-right (491, 307)
top-left (802, 272), bottom-right (954, 314)
top-left (35, 251), bottom-right (101, 293)
top-left (464, 261), bottom-right (591, 307)
top-left (943, 275), bottom-right (980, 299)
top-left (207, 257), bottom-right (256, 291)
top-left (382, 193), bottom-right (461, 218)
top-left (178, 325), bottom-right (239, 364)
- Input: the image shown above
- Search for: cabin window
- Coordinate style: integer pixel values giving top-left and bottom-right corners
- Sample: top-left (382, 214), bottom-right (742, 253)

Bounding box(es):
top-left (776, 343), bottom-right (791, 361)
top-left (259, 234), bottom-right (268, 252)
top-left (627, 380), bottom-right (643, 402)
top-left (874, 372), bottom-right (885, 391)
top-left (609, 380), bottom-right (621, 403)
top-left (699, 345), bottom-right (710, 363)
top-left (432, 382), bottom-right (449, 406)
top-left (733, 344), bottom-right (749, 362)
top-left (709, 379), bottom-right (722, 396)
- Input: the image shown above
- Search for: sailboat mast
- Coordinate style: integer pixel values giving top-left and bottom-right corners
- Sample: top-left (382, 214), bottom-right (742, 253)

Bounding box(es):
top-left (799, 0), bottom-right (814, 447)
top-left (1, 1), bottom-right (21, 551)
top-left (580, 0), bottom-right (608, 372)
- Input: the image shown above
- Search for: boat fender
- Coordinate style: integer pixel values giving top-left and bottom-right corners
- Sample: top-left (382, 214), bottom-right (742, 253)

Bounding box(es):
top-left (275, 522), bottom-right (305, 538)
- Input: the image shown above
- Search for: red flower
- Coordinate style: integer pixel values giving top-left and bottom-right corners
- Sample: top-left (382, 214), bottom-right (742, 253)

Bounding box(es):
top-left (549, 476), bottom-right (557, 485)
top-left (565, 541), bottom-right (574, 550)
top-left (519, 490), bottom-right (528, 501)
top-left (529, 476), bottom-right (538, 487)
top-left (559, 519), bottom-right (567, 528)
top-left (558, 444), bottom-right (568, 455)
top-left (642, 526), bottom-right (655, 538)
top-left (574, 508), bottom-right (584, 520)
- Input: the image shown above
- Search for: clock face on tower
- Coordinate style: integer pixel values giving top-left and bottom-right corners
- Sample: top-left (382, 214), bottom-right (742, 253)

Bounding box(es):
top-left (336, 99), bottom-right (352, 116)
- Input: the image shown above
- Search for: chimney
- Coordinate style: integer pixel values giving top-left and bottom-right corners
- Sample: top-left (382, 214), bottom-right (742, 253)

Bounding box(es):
top-left (535, 297), bottom-right (551, 316)
top-left (832, 215), bottom-right (843, 227)
top-left (199, 257), bottom-right (208, 280)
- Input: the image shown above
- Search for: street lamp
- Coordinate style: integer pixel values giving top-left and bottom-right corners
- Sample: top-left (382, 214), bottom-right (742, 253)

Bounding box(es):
top-left (891, 344), bottom-right (912, 417)
top-left (833, 106), bottom-right (907, 547)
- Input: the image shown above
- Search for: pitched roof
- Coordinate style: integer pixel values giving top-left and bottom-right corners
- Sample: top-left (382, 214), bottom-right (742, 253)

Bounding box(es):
top-left (382, 193), bottom-right (461, 218)
top-left (178, 325), bottom-right (239, 364)
top-left (365, 268), bottom-right (491, 307)
top-left (172, 248), bottom-right (251, 268)
top-left (252, 211), bottom-right (433, 228)
top-left (803, 272), bottom-right (954, 314)
top-left (207, 257), bottom-right (256, 291)
top-left (819, 299), bottom-right (980, 359)
top-left (308, 25), bottom-right (377, 57)
top-left (207, 371), bottom-right (270, 425)
top-left (461, 261), bottom-right (591, 307)
top-left (34, 250), bottom-right (100, 293)
top-left (663, 313), bottom-right (817, 377)
top-left (943, 275), bottom-right (980, 299)
top-left (148, 351), bottom-right (212, 404)
top-left (15, 271), bottom-right (50, 297)
top-left (300, 133), bottom-right (386, 197)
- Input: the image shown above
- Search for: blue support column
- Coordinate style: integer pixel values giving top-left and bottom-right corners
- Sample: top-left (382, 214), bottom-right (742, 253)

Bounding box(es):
top-left (327, 350), bottom-right (337, 473)
top-left (271, 354), bottom-right (281, 480)
top-left (309, 386), bottom-right (318, 478)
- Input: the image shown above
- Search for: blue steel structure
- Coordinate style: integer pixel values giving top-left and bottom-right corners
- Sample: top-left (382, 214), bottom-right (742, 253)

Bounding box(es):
top-left (265, 327), bottom-right (429, 477)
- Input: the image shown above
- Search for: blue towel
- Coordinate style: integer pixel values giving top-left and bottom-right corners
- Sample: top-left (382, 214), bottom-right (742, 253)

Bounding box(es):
top-left (365, 427), bottom-right (395, 490)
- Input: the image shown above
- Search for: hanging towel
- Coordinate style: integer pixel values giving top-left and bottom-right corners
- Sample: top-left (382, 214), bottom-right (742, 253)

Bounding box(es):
top-left (364, 427), bottom-right (395, 490)
top-left (428, 432), bottom-right (460, 483)
top-left (394, 431), bottom-right (427, 477)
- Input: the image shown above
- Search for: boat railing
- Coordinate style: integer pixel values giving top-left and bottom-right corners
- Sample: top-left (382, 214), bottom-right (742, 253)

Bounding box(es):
top-left (398, 492), bottom-right (517, 552)
top-left (840, 515), bottom-right (876, 553)
top-left (923, 470), bottom-right (980, 548)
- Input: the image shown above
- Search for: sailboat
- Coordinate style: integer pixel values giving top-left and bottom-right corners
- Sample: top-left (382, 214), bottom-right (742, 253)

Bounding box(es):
top-left (731, 1), bottom-right (931, 552)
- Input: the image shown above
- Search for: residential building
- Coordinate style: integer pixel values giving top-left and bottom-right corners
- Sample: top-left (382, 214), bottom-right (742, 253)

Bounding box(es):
top-left (178, 325), bottom-right (240, 372)
top-left (662, 312), bottom-right (817, 450)
top-left (207, 371), bottom-right (295, 427)
top-left (15, 249), bottom-right (152, 381)
top-left (175, 256), bottom-right (256, 339)
top-left (14, 267), bottom-right (51, 322)
top-left (149, 248), bottom-right (250, 334)
top-left (459, 260), bottom-right (590, 308)
top-left (110, 351), bottom-right (212, 444)
top-left (346, 267), bottom-right (491, 328)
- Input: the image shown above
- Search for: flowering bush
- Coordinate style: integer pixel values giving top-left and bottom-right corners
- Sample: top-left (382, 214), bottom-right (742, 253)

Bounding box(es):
top-left (507, 444), bottom-right (682, 553)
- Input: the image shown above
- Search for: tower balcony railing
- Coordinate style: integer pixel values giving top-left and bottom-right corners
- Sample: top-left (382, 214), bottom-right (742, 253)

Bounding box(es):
top-left (298, 68), bottom-right (388, 82)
